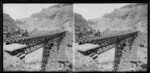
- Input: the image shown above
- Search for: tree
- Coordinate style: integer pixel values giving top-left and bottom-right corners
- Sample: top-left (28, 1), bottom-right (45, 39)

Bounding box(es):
top-left (90, 29), bottom-right (93, 35)
top-left (94, 29), bottom-right (101, 37)
top-left (98, 29), bottom-right (100, 34)
top-left (16, 29), bottom-right (21, 35)
top-left (22, 29), bottom-right (29, 37)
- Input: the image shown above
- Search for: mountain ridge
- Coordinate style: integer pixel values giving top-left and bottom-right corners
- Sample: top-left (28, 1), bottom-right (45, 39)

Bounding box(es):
top-left (3, 13), bottom-right (27, 41)
top-left (15, 4), bottom-right (73, 35)
top-left (88, 3), bottom-right (147, 34)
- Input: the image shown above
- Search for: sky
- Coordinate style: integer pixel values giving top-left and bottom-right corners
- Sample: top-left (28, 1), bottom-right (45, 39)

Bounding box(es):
top-left (3, 4), bottom-right (57, 20)
top-left (74, 3), bottom-right (130, 20)
top-left (3, 3), bottom-right (130, 20)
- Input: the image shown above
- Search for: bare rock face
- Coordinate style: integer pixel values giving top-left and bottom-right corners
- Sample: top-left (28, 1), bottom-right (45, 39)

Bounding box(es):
top-left (15, 4), bottom-right (73, 35)
top-left (88, 3), bottom-right (147, 34)
top-left (3, 13), bottom-right (21, 32)
top-left (74, 13), bottom-right (95, 42)
top-left (74, 13), bottom-right (92, 33)
top-left (3, 13), bottom-right (24, 41)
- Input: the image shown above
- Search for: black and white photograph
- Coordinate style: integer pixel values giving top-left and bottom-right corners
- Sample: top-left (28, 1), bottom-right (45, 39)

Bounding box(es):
top-left (74, 3), bottom-right (147, 71)
top-left (3, 4), bottom-right (73, 71)
top-left (2, 3), bottom-right (148, 72)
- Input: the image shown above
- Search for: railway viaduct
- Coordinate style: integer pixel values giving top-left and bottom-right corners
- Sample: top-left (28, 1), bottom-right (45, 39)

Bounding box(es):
top-left (4, 31), bottom-right (66, 71)
top-left (77, 31), bottom-right (139, 71)
top-left (4, 31), bottom-right (139, 71)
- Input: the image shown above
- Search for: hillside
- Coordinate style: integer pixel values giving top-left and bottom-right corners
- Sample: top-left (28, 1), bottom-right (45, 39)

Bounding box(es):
top-left (74, 13), bottom-right (92, 33)
top-left (88, 3), bottom-right (147, 34)
top-left (3, 13), bottom-right (26, 41)
top-left (16, 4), bottom-right (73, 35)
top-left (3, 13), bottom-right (20, 33)
top-left (74, 13), bottom-right (96, 42)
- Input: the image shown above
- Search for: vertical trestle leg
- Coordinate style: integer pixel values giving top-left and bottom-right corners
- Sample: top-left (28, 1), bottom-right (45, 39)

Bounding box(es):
top-left (56, 40), bottom-right (62, 54)
top-left (41, 42), bottom-right (54, 71)
top-left (56, 36), bottom-right (65, 53)
top-left (128, 37), bottom-right (136, 51)
top-left (113, 42), bottom-right (126, 71)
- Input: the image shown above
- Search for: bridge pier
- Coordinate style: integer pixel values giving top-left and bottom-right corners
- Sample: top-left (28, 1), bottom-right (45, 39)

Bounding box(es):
top-left (128, 36), bottom-right (137, 51)
top-left (55, 37), bottom-right (63, 54)
top-left (41, 42), bottom-right (54, 71)
top-left (113, 35), bottom-right (137, 71)
top-left (113, 42), bottom-right (126, 71)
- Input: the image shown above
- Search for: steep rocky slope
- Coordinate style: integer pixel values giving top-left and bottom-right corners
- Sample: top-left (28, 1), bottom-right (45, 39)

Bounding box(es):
top-left (88, 3), bottom-right (147, 34)
top-left (3, 13), bottom-right (21, 31)
top-left (74, 13), bottom-right (96, 42)
top-left (3, 13), bottom-right (25, 41)
top-left (16, 4), bottom-right (73, 35)
top-left (74, 13), bottom-right (92, 34)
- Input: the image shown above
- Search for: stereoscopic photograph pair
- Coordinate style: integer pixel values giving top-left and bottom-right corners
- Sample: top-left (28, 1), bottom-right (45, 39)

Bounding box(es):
top-left (3, 3), bottom-right (147, 72)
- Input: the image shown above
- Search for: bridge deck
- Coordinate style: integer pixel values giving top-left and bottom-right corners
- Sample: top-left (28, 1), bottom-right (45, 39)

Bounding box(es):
top-left (76, 43), bottom-right (100, 52)
top-left (5, 31), bottom-right (66, 45)
top-left (78, 31), bottom-right (138, 45)
top-left (4, 43), bottom-right (27, 52)
top-left (4, 31), bottom-right (67, 59)
top-left (77, 31), bottom-right (138, 55)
